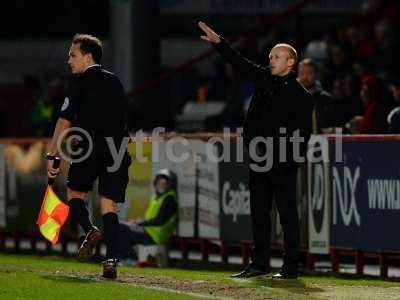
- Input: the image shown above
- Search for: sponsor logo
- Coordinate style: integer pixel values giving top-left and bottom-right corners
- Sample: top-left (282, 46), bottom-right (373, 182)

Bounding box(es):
top-left (310, 163), bottom-right (326, 233)
top-left (221, 181), bottom-right (250, 222)
top-left (332, 166), bottom-right (360, 226)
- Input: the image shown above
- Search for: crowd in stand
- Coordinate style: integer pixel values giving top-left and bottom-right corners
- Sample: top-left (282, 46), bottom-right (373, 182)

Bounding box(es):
top-left (19, 0), bottom-right (400, 136)
top-left (204, 0), bottom-right (400, 134)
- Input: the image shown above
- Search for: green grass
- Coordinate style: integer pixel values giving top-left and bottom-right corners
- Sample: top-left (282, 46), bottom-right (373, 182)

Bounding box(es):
top-left (0, 270), bottom-right (204, 300)
top-left (1, 254), bottom-right (400, 300)
top-left (0, 255), bottom-right (213, 300)
top-left (0, 254), bottom-right (232, 283)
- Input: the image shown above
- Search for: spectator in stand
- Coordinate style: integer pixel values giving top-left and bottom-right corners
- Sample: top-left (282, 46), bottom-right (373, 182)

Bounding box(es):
top-left (335, 73), bottom-right (363, 130)
top-left (31, 77), bottom-right (65, 137)
top-left (331, 76), bottom-right (344, 100)
top-left (297, 58), bottom-right (336, 133)
top-left (387, 77), bottom-right (400, 133)
top-left (206, 62), bottom-right (253, 130)
top-left (343, 25), bottom-right (360, 53)
top-left (48, 78), bottom-right (65, 126)
top-left (374, 19), bottom-right (400, 76)
top-left (354, 75), bottom-right (390, 133)
top-left (24, 75), bottom-right (42, 136)
top-left (303, 34), bottom-right (330, 68)
top-left (343, 73), bottom-right (363, 115)
top-left (257, 28), bottom-right (282, 66)
top-left (325, 43), bottom-right (353, 91)
top-left (353, 59), bottom-right (374, 83)
top-left (355, 22), bottom-right (376, 62)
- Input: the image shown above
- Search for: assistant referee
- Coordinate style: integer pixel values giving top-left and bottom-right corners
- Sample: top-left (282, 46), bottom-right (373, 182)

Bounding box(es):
top-left (47, 34), bottom-right (131, 279)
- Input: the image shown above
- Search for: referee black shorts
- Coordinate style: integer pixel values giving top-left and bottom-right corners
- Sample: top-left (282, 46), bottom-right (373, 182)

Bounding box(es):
top-left (67, 144), bottom-right (131, 203)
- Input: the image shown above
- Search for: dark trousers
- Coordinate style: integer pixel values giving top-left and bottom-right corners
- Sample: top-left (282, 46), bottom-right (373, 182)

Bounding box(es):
top-left (249, 166), bottom-right (299, 272)
top-left (117, 223), bottom-right (155, 260)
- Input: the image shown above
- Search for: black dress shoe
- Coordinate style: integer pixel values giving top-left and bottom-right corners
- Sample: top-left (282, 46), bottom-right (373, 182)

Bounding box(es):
top-left (272, 270), bottom-right (298, 279)
top-left (231, 265), bottom-right (267, 278)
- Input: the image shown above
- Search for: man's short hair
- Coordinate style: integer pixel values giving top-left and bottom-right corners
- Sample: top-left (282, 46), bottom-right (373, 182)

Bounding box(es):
top-left (299, 58), bottom-right (318, 73)
top-left (72, 34), bottom-right (103, 63)
top-left (273, 43), bottom-right (298, 64)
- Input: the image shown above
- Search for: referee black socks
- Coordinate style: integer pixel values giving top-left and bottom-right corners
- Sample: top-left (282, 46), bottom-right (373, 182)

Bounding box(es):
top-left (68, 198), bottom-right (94, 234)
top-left (102, 212), bottom-right (119, 259)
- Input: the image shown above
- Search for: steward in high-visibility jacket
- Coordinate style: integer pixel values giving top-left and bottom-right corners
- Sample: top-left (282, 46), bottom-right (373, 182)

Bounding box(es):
top-left (140, 169), bottom-right (178, 244)
top-left (117, 169), bottom-right (178, 263)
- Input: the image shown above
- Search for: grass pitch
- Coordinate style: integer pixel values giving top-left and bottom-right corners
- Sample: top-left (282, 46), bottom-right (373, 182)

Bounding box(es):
top-left (0, 254), bottom-right (400, 300)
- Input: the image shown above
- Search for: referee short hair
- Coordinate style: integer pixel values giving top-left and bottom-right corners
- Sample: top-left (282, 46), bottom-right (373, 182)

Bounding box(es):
top-left (72, 34), bottom-right (103, 63)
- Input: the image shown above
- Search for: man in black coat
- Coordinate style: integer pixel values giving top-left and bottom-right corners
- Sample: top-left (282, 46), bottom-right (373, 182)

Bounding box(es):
top-left (199, 22), bottom-right (313, 279)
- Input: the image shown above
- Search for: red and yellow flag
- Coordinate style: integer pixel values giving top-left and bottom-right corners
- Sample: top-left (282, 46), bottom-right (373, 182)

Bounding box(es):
top-left (36, 186), bottom-right (69, 244)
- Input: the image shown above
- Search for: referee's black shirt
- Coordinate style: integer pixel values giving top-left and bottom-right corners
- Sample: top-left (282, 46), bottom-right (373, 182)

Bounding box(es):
top-left (60, 65), bottom-right (128, 141)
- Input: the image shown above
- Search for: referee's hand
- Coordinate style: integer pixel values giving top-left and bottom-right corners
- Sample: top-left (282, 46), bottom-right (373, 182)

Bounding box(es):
top-left (47, 160), bottom-right (60, 179)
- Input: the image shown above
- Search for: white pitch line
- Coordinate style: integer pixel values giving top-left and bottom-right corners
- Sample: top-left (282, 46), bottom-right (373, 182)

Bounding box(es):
top-left (125, 282), bottom-right (232, 300)
top-left (62, 272), bottom-right (232, 300)
top-left (1, 266), bottom-right (232, 300)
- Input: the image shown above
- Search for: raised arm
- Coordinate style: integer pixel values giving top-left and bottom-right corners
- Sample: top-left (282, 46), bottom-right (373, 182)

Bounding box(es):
top-left (198, 21), bottom-right (269, 81)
